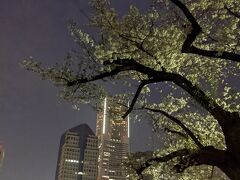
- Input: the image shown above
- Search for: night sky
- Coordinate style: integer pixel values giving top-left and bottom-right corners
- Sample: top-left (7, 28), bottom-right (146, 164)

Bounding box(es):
top-left (0, 1), bottom-right (159, 180)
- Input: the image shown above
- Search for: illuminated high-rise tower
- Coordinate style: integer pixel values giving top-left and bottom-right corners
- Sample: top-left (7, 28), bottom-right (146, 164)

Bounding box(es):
top-left (97, 97), bottom-right (130, 180)
top-left (55, 124), bottom-right (98, 180)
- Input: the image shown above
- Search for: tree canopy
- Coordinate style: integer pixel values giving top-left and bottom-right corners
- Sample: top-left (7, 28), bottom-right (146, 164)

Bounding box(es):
top-left (23, 0), bottom-right (240, 179)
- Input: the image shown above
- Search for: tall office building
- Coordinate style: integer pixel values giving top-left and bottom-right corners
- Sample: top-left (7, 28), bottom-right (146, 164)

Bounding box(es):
top-left (55, 124), bottom-right (98, 180)
top-left (97, 97), bottom-right (130, 180)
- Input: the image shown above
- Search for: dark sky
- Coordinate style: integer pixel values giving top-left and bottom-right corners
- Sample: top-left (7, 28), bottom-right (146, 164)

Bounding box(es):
top-left (0, 0), bottom-right (159, 180)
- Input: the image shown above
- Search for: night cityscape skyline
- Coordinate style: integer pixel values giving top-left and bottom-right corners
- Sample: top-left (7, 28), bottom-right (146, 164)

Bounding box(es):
top-left (1, 0), bottom-right (238, 179)
top-left (55, 97), bottom-right (131, 179)
top-left (0, 1), bottom-right (155, 180)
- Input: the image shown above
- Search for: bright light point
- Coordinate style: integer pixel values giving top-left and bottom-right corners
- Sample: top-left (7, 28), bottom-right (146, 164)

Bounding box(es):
top-left (103, 97), bottom-right (107, 134)
top-left (65, 159), bottom-right (79, 163)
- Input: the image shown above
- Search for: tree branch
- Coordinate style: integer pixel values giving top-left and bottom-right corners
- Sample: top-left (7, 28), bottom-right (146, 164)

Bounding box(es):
top-left (135, 148), bottom-right (190, 175)
top-left (224, 5), bottom-right (240, 19)
top-left (209, 166), bottom-right (215, 179)
top-left (66, 58), bottom-right (238, 153)
top-left (66, 58), bottom-right (233, 131)
top-left (170, 0), bottom-right (240, 62)
top-left (122, 79), bottom-right (157, 118)
top-left (174, 146), bottom-right (225, 173)
top-left (144, 107), bottom-right (204, 149)
top-left (164, 127), bottom-right (188, 139)
top-left (188, 46), bottom-right (240, 63)
top-left (67, 59), bottom-right (135, 86)
top-left (170, 0), bottom-right (201, 51)
top-left (134, 146), bottom-right (225, 176)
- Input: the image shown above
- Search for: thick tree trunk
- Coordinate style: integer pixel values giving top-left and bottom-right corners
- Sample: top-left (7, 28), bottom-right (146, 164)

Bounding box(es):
top-left (223, 113), bottom-right (240, 154)
top-left (183, 113), bottom-right (240, 180)
top-left (217, 113), bottom-right (240, 180)
top-left (220, 158), bottom-right (240, 180)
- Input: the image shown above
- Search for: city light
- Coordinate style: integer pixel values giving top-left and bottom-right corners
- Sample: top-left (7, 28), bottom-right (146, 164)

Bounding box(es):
top-left (65, 159), bottom-right (79, 163)
top-left (103, 97), bottom-right (107, 134)
top-left (127, 101), bottom-right (130, 138)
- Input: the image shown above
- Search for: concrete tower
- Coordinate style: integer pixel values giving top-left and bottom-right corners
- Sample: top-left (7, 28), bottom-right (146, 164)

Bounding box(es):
top-left (96, 97), bottom-right (130, 180)
top-left (55, 124), bottom-right (98, 180)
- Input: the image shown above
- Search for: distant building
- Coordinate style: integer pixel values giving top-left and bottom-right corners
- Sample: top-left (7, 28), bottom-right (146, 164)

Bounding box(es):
top-left (97, 97), bottom-right (130, 180)
top-left (0, 144), bottom-right (4, 167)
top-left (55, 124), bottom-right (98, 180)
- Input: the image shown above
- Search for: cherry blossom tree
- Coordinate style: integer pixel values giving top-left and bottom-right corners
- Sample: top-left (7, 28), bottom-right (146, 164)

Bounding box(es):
top-left (23, 0), bottom-right (240, 179)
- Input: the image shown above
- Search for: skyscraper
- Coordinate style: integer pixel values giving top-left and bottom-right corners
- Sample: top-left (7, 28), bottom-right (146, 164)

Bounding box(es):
top-left (55, 124), bottom-right (98, 180)
top-left (97, 97), bottom-right (130, 180)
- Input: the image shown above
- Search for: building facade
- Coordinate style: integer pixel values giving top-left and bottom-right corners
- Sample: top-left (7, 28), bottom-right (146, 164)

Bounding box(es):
top-left (55, 124), bottom-right (98, 180)
top-left (97, 97), bottom-right (130, 180)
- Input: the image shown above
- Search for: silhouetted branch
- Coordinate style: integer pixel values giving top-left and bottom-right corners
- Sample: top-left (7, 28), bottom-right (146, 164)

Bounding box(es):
top-left (134, 146), bottom-right (225, 176)
top-left (122, 79), bottom-right (157, 118)
top-left (55, 76), bottom-right (70, 83)
top-left (164, 127), bottom-right (188, 139)
top-left (170, 0), bottom-right (240, 62)
top-left (135, 148), bottom-right (190, 175)
top-left (170, 0), bottom-right (202, 50)
top-left (144, 107), bottom-right (204, 149)
top-left (67, 59), bottom-right (135, 86)
top-left (67, 58), bottom-right (232, 132)
top-left (174, 146), bottom-right (225, 173)
top-left (209, 166), bottom-right (215, 179)
top-left (224, 6), bottom-right (240, 19)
